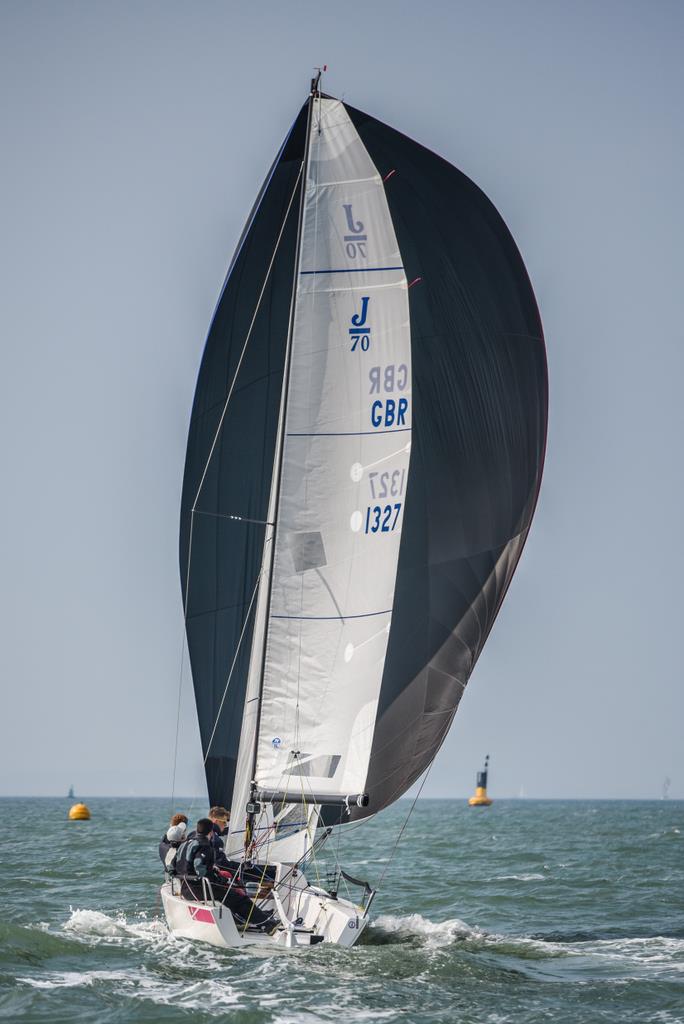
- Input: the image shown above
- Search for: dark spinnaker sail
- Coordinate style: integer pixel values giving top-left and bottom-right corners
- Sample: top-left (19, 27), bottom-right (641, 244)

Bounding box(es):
top-left (180, 95), bottom-right (547, 819)
top-left (179, 107), bottom-right (307, 808)
top-left (344, 104), bottom-right (548, 818)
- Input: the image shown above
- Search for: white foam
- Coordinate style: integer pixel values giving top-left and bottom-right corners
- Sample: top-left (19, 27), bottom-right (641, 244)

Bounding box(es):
top-left (63, 908), bottom-right (169, 943)
top-left (372, 913), bottom-right (566, 958)
top-left (275, 1012), bottom-right (396, 1024)
top-left (19, 967), bottom-right (241, 1011)
top-left (19, 970), bottom-right (134, 990)
top-left (373, 912), bottom-right (482, 946)
top-left (494, 873), bottom-right (547, 882)
top-left (646, 826), bottom-right (681, 840)
top-left (573, 935), bottom-right (684, 966)
top-left (64, 909), bottom-right (129, 937)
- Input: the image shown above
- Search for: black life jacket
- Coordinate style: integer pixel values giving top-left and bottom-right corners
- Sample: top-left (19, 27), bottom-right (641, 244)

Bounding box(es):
top-left (174, 837), bottom-right (211, 878)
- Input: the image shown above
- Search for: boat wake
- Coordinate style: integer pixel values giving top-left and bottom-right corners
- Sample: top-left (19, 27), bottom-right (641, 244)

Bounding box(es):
top-left (367, 913), bottom-right (684, 977)
top-left (368, 913), bottom-right (565, 959)
top-left (369, 912), bottom-right (476, 945)
top-left (64, 908), bottom-right (166, 940)
top-left (16, 911), bottom-right (247, 1011)
top-left (9, 903), bottom-right (684, 1018)
top-left (18, 967), bottom-right (243, 1011)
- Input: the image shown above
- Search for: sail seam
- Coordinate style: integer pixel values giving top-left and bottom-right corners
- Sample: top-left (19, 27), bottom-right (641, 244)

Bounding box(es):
top-left (312, 175), bottom-right (380, 187)
top-left (272, 609), bottom-right (392, 621)
top-left (300, 266), bottom-right (403, 275)
top-left (286, 428), bottom-right (410, 437)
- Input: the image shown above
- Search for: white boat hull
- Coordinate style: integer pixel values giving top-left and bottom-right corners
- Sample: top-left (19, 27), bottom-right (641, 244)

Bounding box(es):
top-left (161, 870), bottom-right (368, 949)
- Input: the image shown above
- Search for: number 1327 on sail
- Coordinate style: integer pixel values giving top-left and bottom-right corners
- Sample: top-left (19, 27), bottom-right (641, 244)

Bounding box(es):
top-left (365, 503), bottom-right (402, 534)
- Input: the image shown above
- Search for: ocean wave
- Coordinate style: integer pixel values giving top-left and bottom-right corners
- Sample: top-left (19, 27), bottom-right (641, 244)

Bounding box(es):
top-left (19, 969), bottom-right (242, 1011)
top-left (19, 969), bottom-right (132, 991)
top-left (372, 913), bottom-right (477, 945)
top-left (0, 919), bottom-right (84, 960)
top-left (646, 827), bottom-right (681, 840)
top-left (573, 934), bottom-right (684, 966)
top-left (369, 913), bottom-right (684, 977)
top-left (63, 908), bottom-right (169, 944)
top-left (493, 873), bottom-right (547, 881)
top-left (369, 913), bottom-right (566, 959)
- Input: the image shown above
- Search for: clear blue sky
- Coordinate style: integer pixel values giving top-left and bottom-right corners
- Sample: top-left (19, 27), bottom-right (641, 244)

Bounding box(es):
top-left (1, 1), bottom-right (682, 799)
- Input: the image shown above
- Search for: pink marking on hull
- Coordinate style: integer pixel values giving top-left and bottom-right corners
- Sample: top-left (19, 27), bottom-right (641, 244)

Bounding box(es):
top-left (189, 907), bottom-right (214, 924)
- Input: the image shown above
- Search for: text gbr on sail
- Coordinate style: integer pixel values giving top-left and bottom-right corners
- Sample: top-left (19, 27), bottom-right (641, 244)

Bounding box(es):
top-left (369, 364), bottom-right (409, 429)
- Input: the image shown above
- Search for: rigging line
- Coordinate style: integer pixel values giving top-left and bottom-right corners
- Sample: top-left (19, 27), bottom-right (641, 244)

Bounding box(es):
top-left (190, 161), bottom-right (304, 515)
top-left (334, 807), bottom-right (343, 875)
top-left (296, 764), bottom-right (321, 888)
top-left (240, 859), bottom-right (271, 935)
top-left (376, 760), bottom-right (435, 892)
top-left (170, 506), bottom-right (196, 810)
top-left (203, 571), bottom-right (262, 764)
top-left (241, 777), bottom-right (286, 931)
top-left (253, 766), bottom-right (291, 862)
top-left (169, 620), bottom-right (186, 812)
top-left (274, 822), bottom-right (333, 895)
top-left (173, 164), bottom-right (301, 815)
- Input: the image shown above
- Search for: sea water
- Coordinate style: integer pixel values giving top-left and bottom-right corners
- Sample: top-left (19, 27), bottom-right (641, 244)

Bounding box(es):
top-left (0, 797), bottom-right (682, 1023)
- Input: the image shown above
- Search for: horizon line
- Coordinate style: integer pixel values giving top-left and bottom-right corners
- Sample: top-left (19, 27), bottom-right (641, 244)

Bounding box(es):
top-left (0, 794), bottom-right (681, 802)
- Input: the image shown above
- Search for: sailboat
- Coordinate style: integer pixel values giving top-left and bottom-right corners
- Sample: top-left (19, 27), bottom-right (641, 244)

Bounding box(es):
top-left (162, 72), bottom-right (548, 949)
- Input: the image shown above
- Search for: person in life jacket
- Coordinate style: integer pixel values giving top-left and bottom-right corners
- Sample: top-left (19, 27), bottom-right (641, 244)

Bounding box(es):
top-left (208, 806), bottom-right (230, 852)
top-left (175, 818), bottom-right (276, 930)
top-left (161, 823), bottom-right (187, 878)
top-left (159, 813), bottom-right (188, 870)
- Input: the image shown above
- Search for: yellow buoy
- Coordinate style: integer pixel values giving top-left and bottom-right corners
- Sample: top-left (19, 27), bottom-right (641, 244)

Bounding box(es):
top-left (468, 755), bottom-right (493, 807)
top-left (68, 802), bottom-right (91, 820)
top-left (468, 786), bottom-right (493, 807)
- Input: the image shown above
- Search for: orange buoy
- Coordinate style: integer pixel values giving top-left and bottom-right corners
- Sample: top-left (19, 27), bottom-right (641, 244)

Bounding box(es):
top-left (68, 802), bottom-right (91, 820)
top-left (468, 755), bottom-right (493, 806)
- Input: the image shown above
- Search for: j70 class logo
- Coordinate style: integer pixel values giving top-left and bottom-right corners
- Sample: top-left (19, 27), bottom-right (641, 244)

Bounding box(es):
top-left (349, 296), bottom-right (370, 351)
top-left (343, 204), bottom-right (367, 258)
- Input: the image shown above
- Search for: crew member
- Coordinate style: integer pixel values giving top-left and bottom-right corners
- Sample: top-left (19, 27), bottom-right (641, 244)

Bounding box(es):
top-left (208, 806), bottom-right (230, 851)
top-left (174, 818), bottom-right (275, 930)
top-left (159, 813), bottom-right (188, 867)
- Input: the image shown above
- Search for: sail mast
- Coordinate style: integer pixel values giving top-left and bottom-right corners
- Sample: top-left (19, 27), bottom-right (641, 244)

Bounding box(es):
top-left (244, 73), bottom-right (321, 840)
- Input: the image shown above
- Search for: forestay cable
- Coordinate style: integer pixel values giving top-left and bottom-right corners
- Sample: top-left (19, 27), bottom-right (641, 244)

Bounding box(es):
top-left (170, 163), bottom-right (304, 805)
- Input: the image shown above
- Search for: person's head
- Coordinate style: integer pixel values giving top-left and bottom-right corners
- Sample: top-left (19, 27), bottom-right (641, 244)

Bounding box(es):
top-left (196, 817), bottom-right (213, 837)
top-left (209, 806), bottom-right (230, 828)
top-left (166, 822), bottom-right (186, 843)
top-left (170, 812), bottom-right (188, 828)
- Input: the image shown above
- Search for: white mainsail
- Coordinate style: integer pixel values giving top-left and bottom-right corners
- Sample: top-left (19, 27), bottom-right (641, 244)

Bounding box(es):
top-left (230, 98), bottom-right (411, 848)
